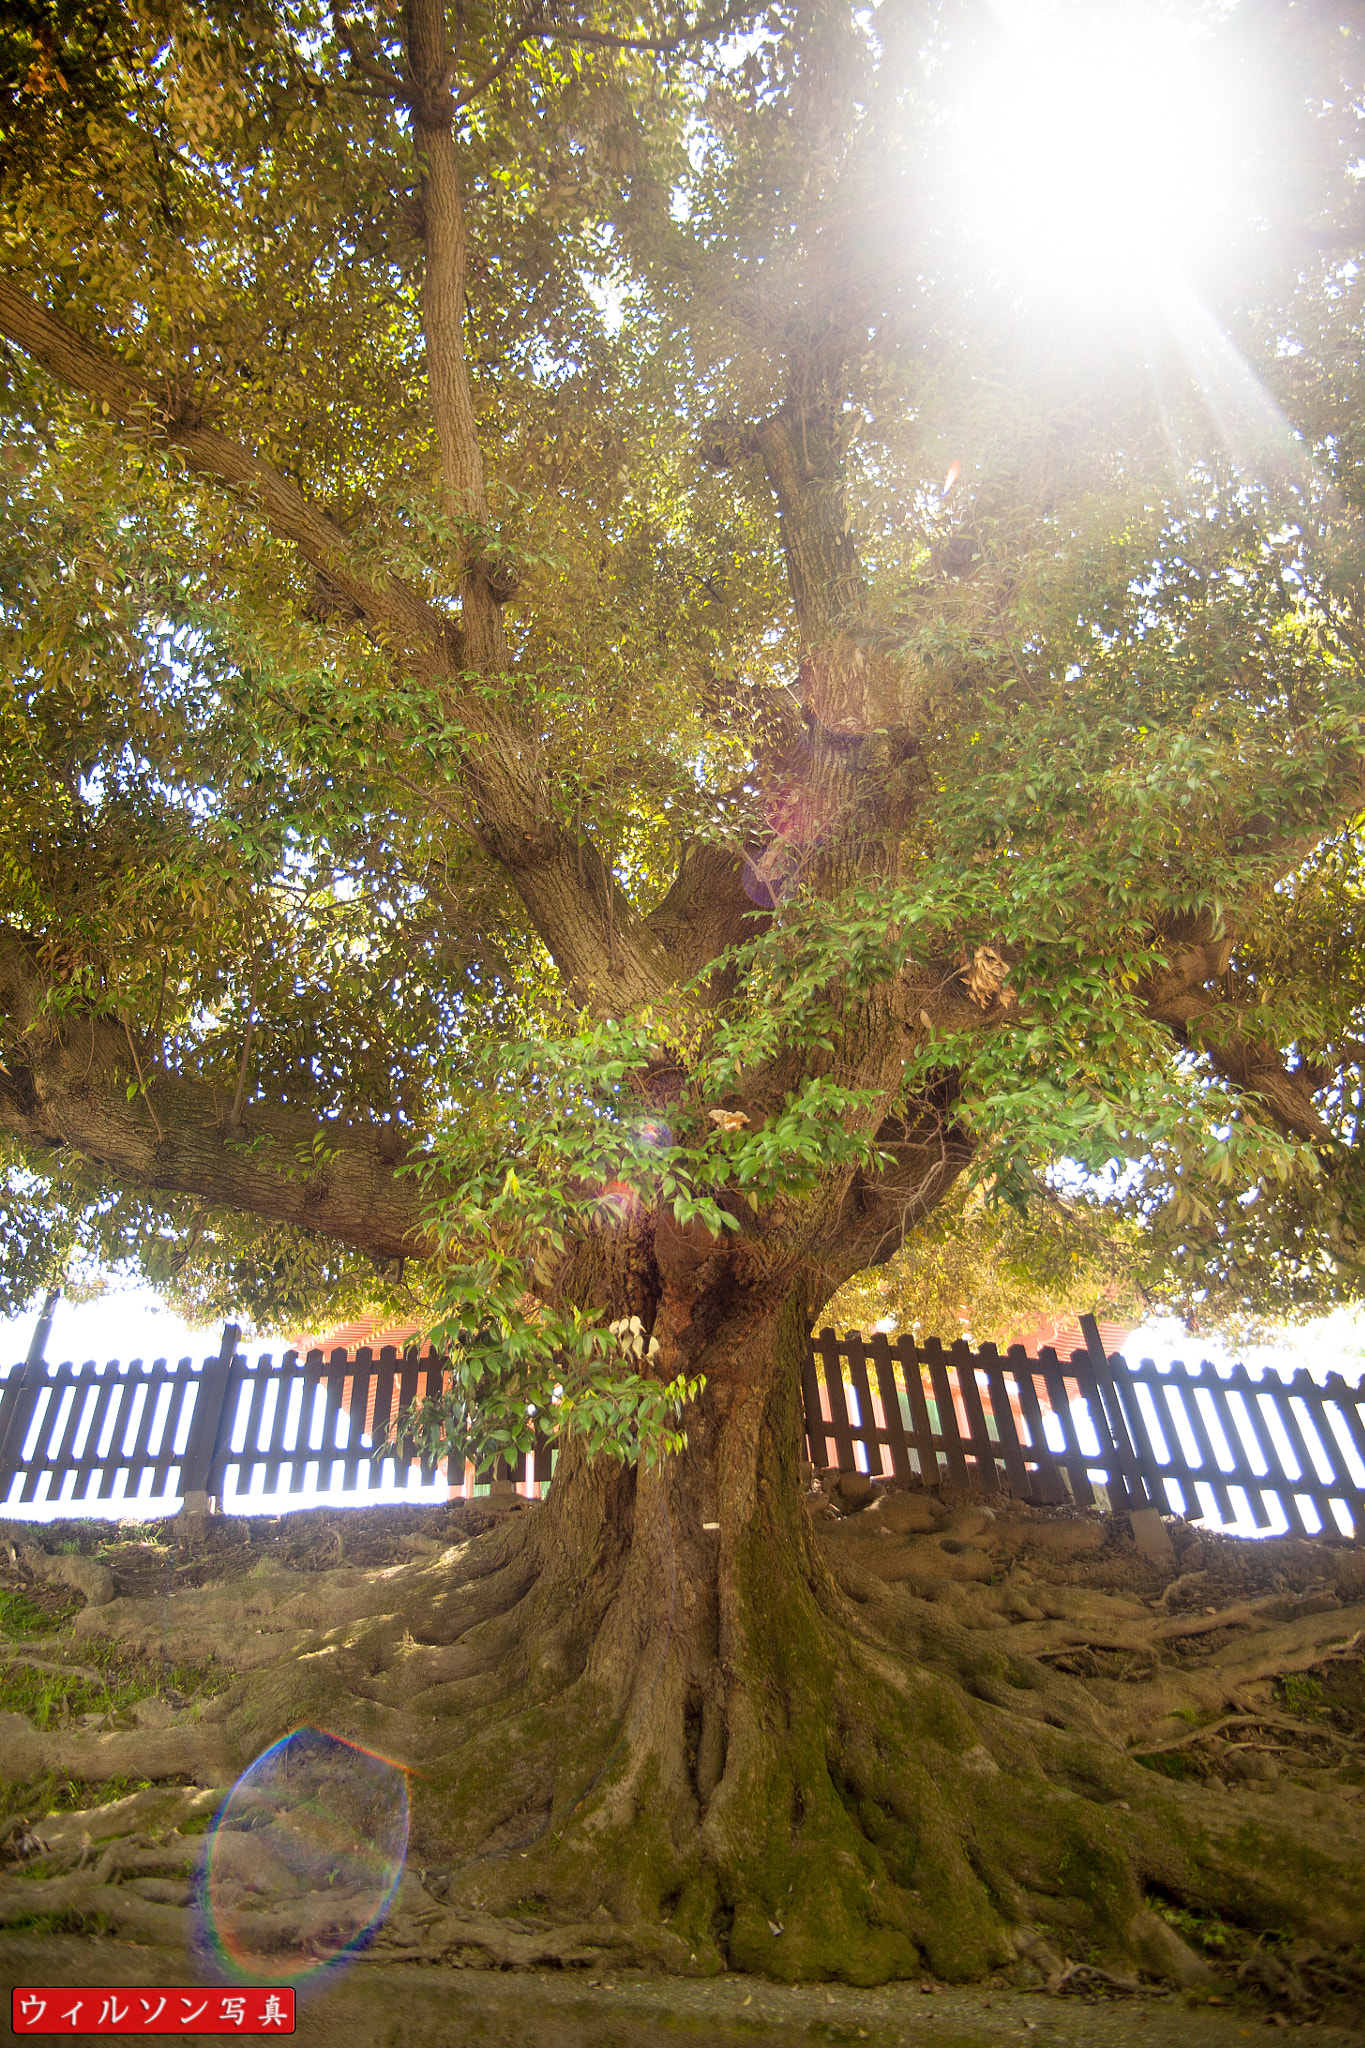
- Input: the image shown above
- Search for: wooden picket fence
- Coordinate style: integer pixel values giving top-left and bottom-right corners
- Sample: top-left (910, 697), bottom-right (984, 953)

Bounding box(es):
top-left (0, 1330), bottom-right (546, 1515)
top-left (2, 1317), bottom-right (1365, 1536)
top-left (802, 1320), bottom-right (1365, 1538)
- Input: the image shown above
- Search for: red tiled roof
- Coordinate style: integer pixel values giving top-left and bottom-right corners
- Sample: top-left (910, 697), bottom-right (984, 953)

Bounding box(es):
top-left (1005, 1314), bottom-right (1131, 1360)
top-left (291, 1313), bottom-right (425, 1357)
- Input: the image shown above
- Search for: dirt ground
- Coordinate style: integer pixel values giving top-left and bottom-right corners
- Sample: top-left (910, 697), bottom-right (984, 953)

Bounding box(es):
top-left (3, 1933), bottom-right (1362, 2047)
top-left (4, 1483), bottom-right (1365, 2043)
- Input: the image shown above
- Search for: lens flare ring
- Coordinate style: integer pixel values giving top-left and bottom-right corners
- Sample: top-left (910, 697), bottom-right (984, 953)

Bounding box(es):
top-left (198, 1725), bottom-right (410, 1986)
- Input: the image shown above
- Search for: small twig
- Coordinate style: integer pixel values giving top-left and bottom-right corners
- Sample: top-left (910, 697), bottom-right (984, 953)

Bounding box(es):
top-left (229, 939), bottom-right (267, 1130)
top-left (1046, 1962), bottom-right (1152, 1998)
top-left (331, 0), bottom-right (411, 101)
top-left (121, 1017), bottom-right (165, 1142)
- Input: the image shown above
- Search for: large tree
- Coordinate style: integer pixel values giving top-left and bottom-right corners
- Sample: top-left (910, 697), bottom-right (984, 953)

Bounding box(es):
top-left (6, 0), bottom-right (1365, 1985)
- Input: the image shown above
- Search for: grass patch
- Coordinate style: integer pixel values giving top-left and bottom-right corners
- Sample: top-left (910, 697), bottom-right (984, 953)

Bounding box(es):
top-left (0, 1589), bottom-right (77, 1638)
top-left (1135, 1752), bottom-right (1196, 1782)
top-left (0, 1639), bottom-right (223, 1731)
top-left (1280, 1674), bottom-right (1326, 1717)
top-left (5, 1908), bottom-right (114, 1936)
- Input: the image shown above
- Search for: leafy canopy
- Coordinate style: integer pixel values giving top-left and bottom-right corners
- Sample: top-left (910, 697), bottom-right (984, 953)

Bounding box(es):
top-left (3, 0), bottom-right (1365, 1465)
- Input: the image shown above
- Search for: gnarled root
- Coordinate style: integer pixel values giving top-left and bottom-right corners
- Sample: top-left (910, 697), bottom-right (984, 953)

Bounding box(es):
top-left (5, 1453), bottom-right (1365, 1991)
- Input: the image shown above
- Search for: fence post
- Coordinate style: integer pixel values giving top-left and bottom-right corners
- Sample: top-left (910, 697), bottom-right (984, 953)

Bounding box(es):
top-left (179, 1323), bottom-right (240, 1515)
top-left (0, 1288), bottom-right (60, 1496)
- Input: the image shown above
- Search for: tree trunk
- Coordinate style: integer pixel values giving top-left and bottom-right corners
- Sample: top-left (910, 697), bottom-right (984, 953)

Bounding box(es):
top-left (8, 1270), bottom-right (1365, 1987)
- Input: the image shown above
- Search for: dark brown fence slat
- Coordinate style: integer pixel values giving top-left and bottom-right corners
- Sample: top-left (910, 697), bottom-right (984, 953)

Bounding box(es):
top-left (1007, 1349), bottom-right (1065, 1504)
top-left (922, 1339), bottom-right (971, 1492)
top-left (366, 1349), bottom-right (400, 1488)
top-left (393, 1353), bottom-right (422, 1488)
top-left (846, 1334), bottom-right (881, 1478)
top-left (1110, 1363), bottom-right (1180, 1517)
top-left (868, 1332), bottom-right (912, 1484)
top-left (416, 1356), bottom-right (445, 1483)
top-left (1217, 1368), bottom-right (1275, 1529)
top-left (1321, 1373), bottom-right (1365, 1475)
top-left (0, 1362), bottom-right (42, 1480)
top-left (893, 1339), bottom-right (937, 1486)
top-left (252, 1354), bottom-right (292, 1495)
top-left (1196, 1374), bottom-right (1256, 1525)
top-left (44, 1365), bottom-right (88, 1480)
top-left (951, 1341), bottom-right (998, 1494)
top-left (1289, 1374), bottom-right (1349, 1518)
top-left (814, 1329), bottom-right (858, 1475)
top-left (231, 1355), bottom-right (274, 1496)
top-left (285, 1354), bottom-right (323, 1495)
top-left (10, 1366), bottom-right (58, 1503)
top-left (1068, 1351), bottom-right (1128, 1507)
top-left (1036, 1350), bottom-right (1093, 1507)
top-left (14, 1372), bottom-right (59, 1504)
top-left (1078, 1321), bottom-right (1152, 1509)
top-left (119, 1364), bottom-right (164, 1506)
top-left (1288, 1379), bottom-right (1352, 1535)
top-left (1235, 1370), bottom-right (1312, 1534)
top-left (1169, 1369), bottom-right (1237, 1526)
top-left (180, 1326), bottom-right (241, 1509)
top-left (206, 1351), bottom-right (251, 1505)
top-left (800, 1340), bottom-right (831, 1471)
top-left (313, 1350), bottom-right (349, 1492)
top-left (339, 1351), bottom-right (372, 1493)
top-left (1145, 1379), bottom-right (1194, 1519)
top-left (94, 1370), bottom-right (137, 1502)
top-left (977, 1345), bottom-right (1032, 1498)
top-left (150, 1361), bottom-right (197, 1500)
top-left (1320, 1376), bottom-right (1365, 1534)
top-left (71, 1367), bottom-right (123, 1505)
top-left (21, 1366), bottom-right (59, 1471)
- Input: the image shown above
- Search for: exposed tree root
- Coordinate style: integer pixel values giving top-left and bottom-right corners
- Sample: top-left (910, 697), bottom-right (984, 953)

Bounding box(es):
top-left (4, 1467), bottom-right (1365, 1999)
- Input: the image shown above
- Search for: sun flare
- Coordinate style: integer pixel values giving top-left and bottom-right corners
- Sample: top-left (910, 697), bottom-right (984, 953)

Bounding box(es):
top-left (959, 7), bottom-right (1257, 305)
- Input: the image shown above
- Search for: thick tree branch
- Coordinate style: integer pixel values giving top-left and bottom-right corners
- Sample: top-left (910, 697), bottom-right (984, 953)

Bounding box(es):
top-left (0, 277), bottom-right (453, 658)
top-left (0, 931), bottom-right (431, 1263)
top-left (0, 277), bottom-right (655, 1004)
top-left (331, 0), bottom-right (411, 100)
top-left (1141, 922), bottom-right (1333, 1146)
top-left (407, 0), bottom-right (511, 668)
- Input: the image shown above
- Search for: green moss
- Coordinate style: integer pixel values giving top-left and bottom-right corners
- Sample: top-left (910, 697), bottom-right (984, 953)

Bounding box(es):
top-left (1150, 1897), bottom-right (1237, 1955)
